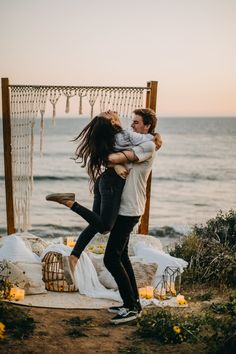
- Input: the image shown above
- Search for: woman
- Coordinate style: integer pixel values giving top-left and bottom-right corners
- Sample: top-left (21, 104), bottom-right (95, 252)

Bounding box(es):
top-left (46, 111), bottom-right (155, 283)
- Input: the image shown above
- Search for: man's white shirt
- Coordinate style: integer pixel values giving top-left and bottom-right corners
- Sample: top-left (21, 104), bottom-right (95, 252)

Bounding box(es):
top-left (118, 141), bottom-right (156, 216)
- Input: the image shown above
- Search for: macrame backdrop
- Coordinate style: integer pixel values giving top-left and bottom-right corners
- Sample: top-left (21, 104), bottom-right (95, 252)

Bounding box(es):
top-left (8, 85), bottom-right (146, 232)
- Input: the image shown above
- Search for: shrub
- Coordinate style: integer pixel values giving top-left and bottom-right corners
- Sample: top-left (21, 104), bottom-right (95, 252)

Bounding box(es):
top-left (137, 295), bottom-right (236, 353)
top-left (137, 308), bottom-right (203, 344)
top-left (204, 295), bottom-right (236, 354)
top-left (170, 210), bottom-right (236, 286)
top-left (193, 209), bottom-right (236, 247)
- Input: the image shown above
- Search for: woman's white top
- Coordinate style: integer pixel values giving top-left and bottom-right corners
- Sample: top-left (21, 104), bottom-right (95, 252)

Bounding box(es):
top-left (114, 130), bottom-right (153, 151)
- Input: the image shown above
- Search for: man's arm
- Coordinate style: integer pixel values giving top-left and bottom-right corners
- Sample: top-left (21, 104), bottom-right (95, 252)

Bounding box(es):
top-left (108, 142), bottom-right (154, 164)
top-left (108, 133), bottom-right (162, 164)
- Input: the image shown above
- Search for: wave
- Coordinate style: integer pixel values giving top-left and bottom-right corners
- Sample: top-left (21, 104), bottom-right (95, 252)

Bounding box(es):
top-left (0, 175), bottom-right (88, 182)
top-left (152, 174), bottom-right (219, 182)
top-left (0, 172), bottom-right (233, 183)
top-left (34, 175), bottom-right (88, 181)
top-left (0, 224), bottom-right (187, 239)
top-left (149, 226), bottom-right (185, 238)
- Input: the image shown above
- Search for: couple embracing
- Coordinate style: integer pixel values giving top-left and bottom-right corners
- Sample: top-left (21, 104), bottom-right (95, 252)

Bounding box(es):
top-left (46, 108), bottom-right (162, 324)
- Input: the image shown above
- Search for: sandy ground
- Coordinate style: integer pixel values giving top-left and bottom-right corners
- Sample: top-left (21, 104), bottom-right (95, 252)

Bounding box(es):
top-left (0, 303), bottom-right (207, 354)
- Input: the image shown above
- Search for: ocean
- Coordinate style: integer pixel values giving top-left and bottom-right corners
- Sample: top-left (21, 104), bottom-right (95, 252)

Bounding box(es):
top-left (0, 117), bottom-right (236, 245)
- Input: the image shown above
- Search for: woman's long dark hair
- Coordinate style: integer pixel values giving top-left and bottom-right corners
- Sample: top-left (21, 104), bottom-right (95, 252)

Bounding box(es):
top-left (73, 115), bottom-right (122, 187)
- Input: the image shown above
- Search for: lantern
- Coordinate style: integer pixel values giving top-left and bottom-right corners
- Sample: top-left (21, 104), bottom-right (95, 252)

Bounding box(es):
top-left (154, 266), bottom-right (181, 300)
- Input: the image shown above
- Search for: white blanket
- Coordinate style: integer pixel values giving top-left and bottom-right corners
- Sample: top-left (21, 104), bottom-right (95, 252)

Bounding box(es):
top-left (133, 240), bottom-right (188, 288)
top-left (41, 244), bottom-right (121, 302)
top-left (0, 233), bottom-right (188, 301)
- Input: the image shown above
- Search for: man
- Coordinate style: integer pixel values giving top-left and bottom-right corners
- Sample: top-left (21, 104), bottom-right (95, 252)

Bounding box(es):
top-left (103, 108), bottom-right (161, 324)
top-left (46, 108), bottom-right (162, 324)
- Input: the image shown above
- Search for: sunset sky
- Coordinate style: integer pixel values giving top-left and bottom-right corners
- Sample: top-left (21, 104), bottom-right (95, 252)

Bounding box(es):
top-left (0, 0), bottom-right (235, 117)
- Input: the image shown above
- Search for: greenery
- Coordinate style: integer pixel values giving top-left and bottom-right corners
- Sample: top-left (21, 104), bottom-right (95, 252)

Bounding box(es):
top-left (0, 266), bottom-right (35, 341)
top-left (136, 293), bottom-right (236, 353)
top-left (118, 347), bottom-right (148, 354)
top-left (63, 316), bottom-right (93, 338)
top-left (137, 308), bottom-right (203, 344)
top-left (191, 292), bottom-right (213, 302)
top-left (0, 210), bottom-right (235, 352)
top-left (0, 302), bottom-right (35, 339)
top-left (204, 295), bottom-right (236, 354)
top-left (170, 210), bottom-right (236, 286)
top-left (0, 263), bottom-right (12, 300)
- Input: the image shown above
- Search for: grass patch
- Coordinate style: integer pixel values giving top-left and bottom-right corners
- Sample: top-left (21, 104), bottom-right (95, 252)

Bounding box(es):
top-left (63, 316), bottom-right (93, 327)
top-left (191, 292), bottom-right (213, 302)
top-left (137, 308), bottom-right (203, 344)
top-left (65, 328), bottom-right (88, 337)
top-left (136, 292), bottom-right (236, 354)
top-left (118, 346), bottom-right (148, 354)
top-left (0, 302), bottom-right (35, 339)
top-left (63, 316), bottom-right (93, 338)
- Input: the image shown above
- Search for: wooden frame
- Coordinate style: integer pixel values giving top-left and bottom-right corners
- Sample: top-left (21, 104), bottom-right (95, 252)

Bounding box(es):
top-left (1, 78), bottom-right (15, 235)
top-left (138, 81), bottom-right (158, 234)
top-left (1, 78), bottom-right (158, 235)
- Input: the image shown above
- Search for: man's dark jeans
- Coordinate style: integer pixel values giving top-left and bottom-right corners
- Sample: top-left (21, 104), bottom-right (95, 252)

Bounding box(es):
top-left (104, 214), bottom-right (140, 309)
top-left (71, 168), bottom-right (125, 258)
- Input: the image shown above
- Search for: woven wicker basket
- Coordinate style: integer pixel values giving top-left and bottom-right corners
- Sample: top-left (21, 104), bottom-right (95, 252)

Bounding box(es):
top-left (42, 252), bottom-right (76, 292)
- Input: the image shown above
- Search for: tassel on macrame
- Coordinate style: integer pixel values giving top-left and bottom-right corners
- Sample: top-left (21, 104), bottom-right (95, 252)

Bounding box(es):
top-left (49, 90), bottom-right (61, 126)
top-left (63, 89), bottom-right (76, 114)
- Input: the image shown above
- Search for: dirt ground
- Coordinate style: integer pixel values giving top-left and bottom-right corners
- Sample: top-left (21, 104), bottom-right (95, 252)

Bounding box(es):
top-left (0, 301), bottom-right (207, 354)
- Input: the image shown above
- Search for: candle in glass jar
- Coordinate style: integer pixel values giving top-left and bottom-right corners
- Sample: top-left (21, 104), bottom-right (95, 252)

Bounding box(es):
top-left (10, 287), bottom-right (25, 301)
top-left (138, 287), bottom-right (147, 298)
top-left (65, 237), bottom-right (76, 247)
top-left (146, 286), bottom-right (154, 299)
top-left (176, 294), bottom-right (187, 305)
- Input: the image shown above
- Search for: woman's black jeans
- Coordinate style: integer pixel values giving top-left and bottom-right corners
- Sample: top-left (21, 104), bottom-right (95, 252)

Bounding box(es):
top-left (104, 215), bottom-right (140, 310)
top-left (71, 168), bottom-right (125, 258)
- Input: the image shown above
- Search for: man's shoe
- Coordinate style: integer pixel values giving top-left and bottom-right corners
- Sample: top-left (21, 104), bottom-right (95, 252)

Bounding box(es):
top-left (136, 301), bottom-right (142, 313)
top-left (108, 305), bottom-right (124, 314)
top-left (108, 302), bottom-right (142, 314)
top-left (63, 256), bottom-right (74, 285)
top-left (46, 193), bottom-right (75, 205)
top-left (110, 307), bottom-right (141, 324)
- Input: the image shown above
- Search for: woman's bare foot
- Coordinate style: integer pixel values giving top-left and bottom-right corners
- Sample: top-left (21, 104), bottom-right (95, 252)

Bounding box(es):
top-left (69, 255), bottom-right (78, 272)
top-left (65, 200), bottom-right (74, 208)
top-left (63, 255), bottom-right (78, 285)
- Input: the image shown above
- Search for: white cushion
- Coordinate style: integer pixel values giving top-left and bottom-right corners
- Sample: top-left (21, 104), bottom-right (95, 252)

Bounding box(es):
top-left (0, 234), bottom-right (41, 263)
top-left (1, 260), bottom-right (46, 294)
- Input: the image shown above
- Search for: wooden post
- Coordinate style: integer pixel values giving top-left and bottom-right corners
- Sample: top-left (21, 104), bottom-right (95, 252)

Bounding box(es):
top-left (138, 81), bottom-right (158, 234)
top-left (1, 78), bottom-right (15, 234)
